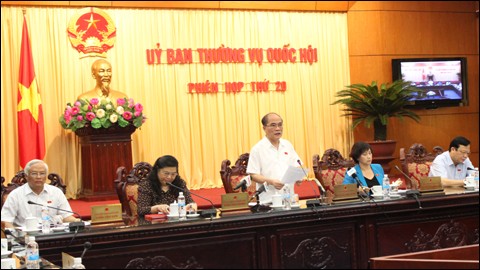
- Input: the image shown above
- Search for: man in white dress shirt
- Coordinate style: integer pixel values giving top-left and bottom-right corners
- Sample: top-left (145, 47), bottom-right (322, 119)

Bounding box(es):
top-left (1, 159), bottom-right (79, 228)
top-left (246, 113), bottom-right (302, 204)
top-left (429, 136), bottom-right (474, 186)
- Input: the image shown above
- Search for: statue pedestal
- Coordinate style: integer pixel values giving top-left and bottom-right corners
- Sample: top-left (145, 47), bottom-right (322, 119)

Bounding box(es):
top-left (75, 125), bottom-right (136, 201)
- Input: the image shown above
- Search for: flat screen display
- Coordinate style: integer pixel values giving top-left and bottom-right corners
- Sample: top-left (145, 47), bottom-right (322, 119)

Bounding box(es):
top-left (392, 57), bottom-right (468, 108)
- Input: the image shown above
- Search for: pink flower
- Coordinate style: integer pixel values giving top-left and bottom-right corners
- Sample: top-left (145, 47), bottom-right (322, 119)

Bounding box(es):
top-left (74, 101), bottom-right (81, 107)
top-left (134, 103), bottom-right (143, 112)
top-left (76, 115), bottom-right (83, 121)
top-left (128, 98), bottom-right (135, 108)
top-left (134, 111), bottom-right (142, 117)
top-left (86, 112), bottom-right (96, 121)
top-left (90, 98), bottom-right (99, 105)
top-left (71, 107), bottom-right (80, 116)
top-left (88, 105), bottom-right (92, 110)
top-left (64, 114), bottom-right (72, 124)
top-left (123, 111), bottom-right (133, 120)
top-left (117, 98), bottom-right (126, 106)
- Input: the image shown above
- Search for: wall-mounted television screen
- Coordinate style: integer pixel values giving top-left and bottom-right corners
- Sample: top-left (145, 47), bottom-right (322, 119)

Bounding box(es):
top-left (392, 57), bottom-right (468, 109)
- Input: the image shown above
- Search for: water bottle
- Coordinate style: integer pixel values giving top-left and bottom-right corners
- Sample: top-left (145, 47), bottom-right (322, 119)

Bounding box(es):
top-left (474, 167), bottom-right (479, 191)
top-left (41, 206), bottom-right (51, 234)
top-left (178, 192), bottom-right (186, 220)
top-left (382, 174), bottom-right (390, 199)
top-left (283, 184), bottom-right (291, 210)
top-left (71, 257), bottom-right (86, 269)
top-left (25, 236), bottom-right (40, 269)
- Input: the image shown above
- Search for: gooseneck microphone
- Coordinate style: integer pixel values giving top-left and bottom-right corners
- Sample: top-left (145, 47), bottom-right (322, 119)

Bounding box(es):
top-left (394, 166), bottom-right (422, 208)
top-left (347, 167), bottom-right (369, 201)
top-left (80, 241), bottom-right (92, 259)
top-left (1, 228), bottom-right (25, 245)
top-left (233, 175), bottom-right (252, 192)
top-left (297, 159), bottom-right (326, 193)
top-left (297, 160), bottom-right (323, 208)
top-left (394, 165), bottom-right (421, 195)
top-left (27, 200), bottom-right (85, 230)
top-left (166, 182), bottom-right (217, 218)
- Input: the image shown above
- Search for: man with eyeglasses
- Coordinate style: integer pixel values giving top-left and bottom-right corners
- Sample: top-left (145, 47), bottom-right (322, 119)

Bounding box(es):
top-left (1, 159), bottom-right (78, 229)
top-left (247, 112), bottom-right (302, 204)
top-left (429, 136), bottom-right (475, 186)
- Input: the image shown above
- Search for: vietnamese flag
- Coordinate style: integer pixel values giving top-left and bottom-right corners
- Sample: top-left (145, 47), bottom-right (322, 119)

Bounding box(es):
top-left (17, 15), bottom-right (45, 168)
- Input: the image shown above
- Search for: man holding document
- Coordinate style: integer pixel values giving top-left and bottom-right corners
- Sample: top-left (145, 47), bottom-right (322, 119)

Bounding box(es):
top-left (247, 112), bottom-right (304, 204)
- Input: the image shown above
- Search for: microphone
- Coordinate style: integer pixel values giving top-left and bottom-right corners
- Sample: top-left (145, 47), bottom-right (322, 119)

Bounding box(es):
top-left (27, 200), bottom-right (85, 230)
top-left (80, 241), bottom-right (92, 260)
top-left (394, 165), bottom-right (421, 198)
top-left (347, 167), bottom-right (366, 189)
top-left (1, 228), bottom-right (25, 245)
top-left (297, 159), bottom-right (326, 193)
top-left (166, 182), bottom-right (217, 218)
top-left (233, 175), bottom-right (252, 191)
top-left (297, 160), bottom-right (323, 208)
top-left (251, 183), bottom-right (266, 199)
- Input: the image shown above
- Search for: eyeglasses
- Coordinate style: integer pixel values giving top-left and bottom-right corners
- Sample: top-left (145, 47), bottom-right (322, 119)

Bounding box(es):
top-left (160, 171), bottom-right (178, 177)
top-left (457, 149), bottom-right (470, 156)
top-left (265, 122), bottom-right (283, 128)
top-left (29, 172), bottom-right (47, 177)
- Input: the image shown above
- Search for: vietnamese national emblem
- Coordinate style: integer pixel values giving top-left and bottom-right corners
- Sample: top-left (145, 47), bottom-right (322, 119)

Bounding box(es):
top-left (67, 7), bottom-right (116, 58)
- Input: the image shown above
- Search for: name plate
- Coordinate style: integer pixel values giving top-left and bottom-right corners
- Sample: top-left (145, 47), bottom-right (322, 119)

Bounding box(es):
top-left (62, 252), bottom-right (75, 269)
top-left (91, 203), bottom-right (122, 224)
top-left (333, 184), bottom-right (358, 201)
top-left (420, 176), bottom-right (443, 193)
top-left (221, 193), bottom-right (249, 211)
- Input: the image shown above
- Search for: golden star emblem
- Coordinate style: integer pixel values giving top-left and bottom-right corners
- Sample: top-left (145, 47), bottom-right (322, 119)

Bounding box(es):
top-left (17, 79), bottom-right (41, 122)
top-left (85, 13), bottom-right (100, 30)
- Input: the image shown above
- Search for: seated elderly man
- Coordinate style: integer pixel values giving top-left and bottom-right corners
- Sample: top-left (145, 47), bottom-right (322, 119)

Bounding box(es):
top-left (1, 159), bottom-right (79, 229)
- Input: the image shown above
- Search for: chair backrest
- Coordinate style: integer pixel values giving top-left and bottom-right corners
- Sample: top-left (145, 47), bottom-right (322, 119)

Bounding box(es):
top-left (10, 170), bottom-right (67, 194)
top-left (1, 176), bottom-right (20, 209)
top-left (313, 148), bottom-right (355, 198)
top-left (1, 171), bottom-right (67, 210)
top-left (114, 162), bottom-right (152, 217)
top-left (399, 143), bottom-right (444, 189)
top-left (220, 153), bottom-right (257, 198)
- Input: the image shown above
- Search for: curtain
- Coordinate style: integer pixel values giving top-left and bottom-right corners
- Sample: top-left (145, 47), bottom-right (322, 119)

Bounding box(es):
top-left (1, 6), bottom-right (352, 198)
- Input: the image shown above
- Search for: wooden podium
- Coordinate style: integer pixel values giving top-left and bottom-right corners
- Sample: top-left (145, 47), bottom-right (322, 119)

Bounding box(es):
top-left (75, 125), bottom-right (136, 201)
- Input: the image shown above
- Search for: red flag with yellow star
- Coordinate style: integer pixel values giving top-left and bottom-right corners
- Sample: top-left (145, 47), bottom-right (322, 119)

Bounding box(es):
top-left (17, 15), bottom-right (45, 168)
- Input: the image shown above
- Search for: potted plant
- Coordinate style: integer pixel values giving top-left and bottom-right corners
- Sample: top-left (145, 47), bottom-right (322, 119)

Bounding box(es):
top-left (331, 80), bottom-right (421, 172)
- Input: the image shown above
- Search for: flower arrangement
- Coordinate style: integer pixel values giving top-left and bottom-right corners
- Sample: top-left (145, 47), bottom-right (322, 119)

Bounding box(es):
top-left (59, 97), bottom-right (146, 131)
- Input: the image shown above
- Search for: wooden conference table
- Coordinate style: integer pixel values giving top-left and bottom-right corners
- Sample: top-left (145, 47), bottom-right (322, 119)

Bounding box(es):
top-left (33, 188), bottom-right (478, 269)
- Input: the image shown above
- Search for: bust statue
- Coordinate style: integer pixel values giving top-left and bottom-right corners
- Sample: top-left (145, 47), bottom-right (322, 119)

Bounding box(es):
top-left (77, 59), bottom-right (127, 103)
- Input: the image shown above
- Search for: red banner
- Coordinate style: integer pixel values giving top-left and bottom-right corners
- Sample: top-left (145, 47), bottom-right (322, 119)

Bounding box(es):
top-left (17, 15), bottom-right (45, 168)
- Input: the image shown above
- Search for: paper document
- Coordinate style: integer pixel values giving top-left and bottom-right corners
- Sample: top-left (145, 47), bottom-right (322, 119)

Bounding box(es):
top-left (281, 166), bottom-right (308, 184)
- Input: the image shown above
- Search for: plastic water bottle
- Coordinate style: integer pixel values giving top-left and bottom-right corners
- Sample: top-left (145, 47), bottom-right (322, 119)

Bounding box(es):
top-left (41, 206), bottom-right (51, 234)
top-left (474, 167), bottom-right (479, 191)
top-left (178, 192), bottom-right (186, 220)
top-left (382, 174), bottom-right (390, 199)
top-left (71, 257), bottom-right (86, 269)
top-left (25, 236), bottom-right (40, 269)
top-left (283, 184), bottom-right (291, 210)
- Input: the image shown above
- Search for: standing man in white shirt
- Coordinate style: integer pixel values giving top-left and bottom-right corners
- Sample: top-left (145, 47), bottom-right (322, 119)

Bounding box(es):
top-left (246, 112), bottom-right (302, 204)
top-left (1, 159), bottom-right (79, 228)
top-left (429, 136), bottom-right (474, 186)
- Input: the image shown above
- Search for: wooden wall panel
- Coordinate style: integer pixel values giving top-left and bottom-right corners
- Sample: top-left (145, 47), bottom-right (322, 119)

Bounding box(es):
top-left (349, 1), bottom-right (475, 12)
top-left (348, 11), bottom-right (478, 56)
top-left (349, 1), bottom-right (479, 174)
